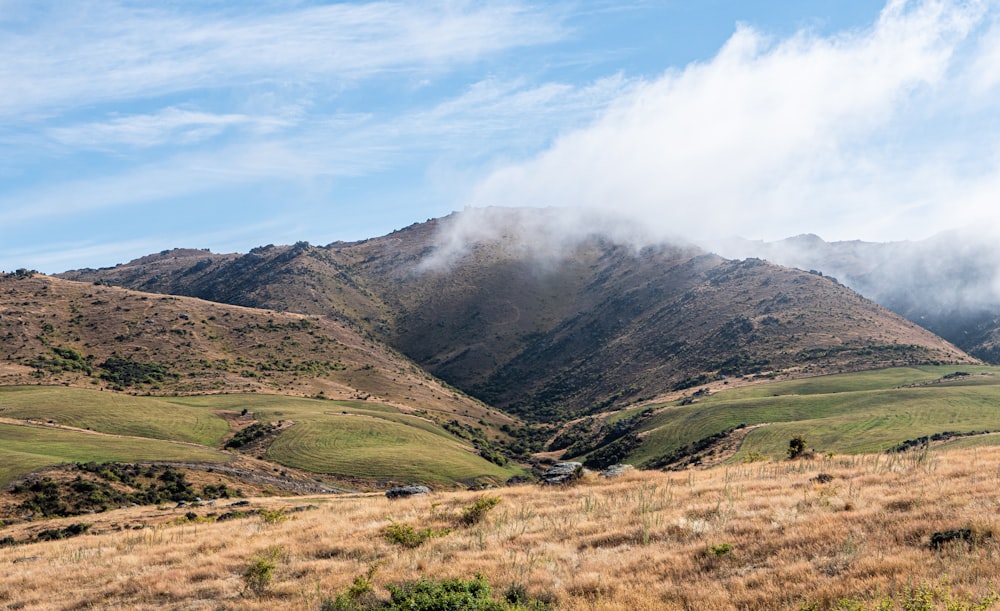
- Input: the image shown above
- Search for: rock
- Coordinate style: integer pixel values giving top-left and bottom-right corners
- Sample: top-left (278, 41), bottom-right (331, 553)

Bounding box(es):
top-left (385, 485), bottom-right (431, 499)
top-left (229, 500), bottom-right (251, 507)
top-left (930, 528), bottom-right (977, 549)
top-left (812, 473), bottom-right (834, 484)
top-left (600, 464), bottom-right (633, 478)
top-left (13, 556), bottom-right (39, 564)
top-left (541, 462), bottom-right (584, 485)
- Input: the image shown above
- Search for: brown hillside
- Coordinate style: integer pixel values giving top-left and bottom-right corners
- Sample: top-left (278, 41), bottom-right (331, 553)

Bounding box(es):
top-left (0, 273), bottom-right (511, 429)
top-left (3, 446), bottom-right (1000, 609)
top-left (59, 209), bottom-right (976, 422)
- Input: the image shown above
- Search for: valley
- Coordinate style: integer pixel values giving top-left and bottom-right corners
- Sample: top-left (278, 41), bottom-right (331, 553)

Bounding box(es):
top-left (5, 211), bottom-right (1000, 609)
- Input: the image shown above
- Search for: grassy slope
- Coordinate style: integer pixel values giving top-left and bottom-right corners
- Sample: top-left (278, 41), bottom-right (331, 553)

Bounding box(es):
top-left (0, 387), bottom-right (520, 487)
top-left (166, 395), bottom-right (522, 485)
top-left (0, 386), bottom-right (229, 446)
top-left (0, 274), bottom-right (515, 436)
top-left (629, 365), bottom-right (1000, 464)
top-left (0, 423), bottom-right (230, 486)
top-left (4, 445), bottom-right (1000, 609)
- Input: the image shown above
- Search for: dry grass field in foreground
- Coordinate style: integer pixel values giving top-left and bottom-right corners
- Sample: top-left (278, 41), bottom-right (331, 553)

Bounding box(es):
top-left (4, 446), bottom-right (1000, 610)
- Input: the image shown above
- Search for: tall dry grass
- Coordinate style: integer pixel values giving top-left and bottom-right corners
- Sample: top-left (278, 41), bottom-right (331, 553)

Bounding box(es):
top-left (2, 446), bottom-right (1000, 609)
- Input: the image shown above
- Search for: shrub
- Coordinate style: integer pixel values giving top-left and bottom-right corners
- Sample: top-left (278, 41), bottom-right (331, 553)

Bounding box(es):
top-left (259, 508), bottom-right (288, 525)
top-left (242, 546), bottom-right (283, 597)
top-left (385, 575), bottom-right (548, 610)
top-left (787, 435), bottom-right (807, 459)
top-left (383, 522), bottom-right (450, 548)
top-left (321, 563), bottom-right (381, 611)
top-left (459, 495), bottom-right (502, 527)
top-left (324, 573), bottom-right (549, 610)
top-left (35, 523), bottom-right (90, 542)
top-left (99, 356), bottom-right (170, 387)
top-left (709, 543), bottom-right (732, 556)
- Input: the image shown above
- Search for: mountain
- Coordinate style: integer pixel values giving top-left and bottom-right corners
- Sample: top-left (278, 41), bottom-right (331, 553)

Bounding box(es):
top-left (59, 208), bottom-right (975, 422)
top-left (0, 272), bottom-right (508, 430)
top-left (720, 230), bottom-right (1000, 362)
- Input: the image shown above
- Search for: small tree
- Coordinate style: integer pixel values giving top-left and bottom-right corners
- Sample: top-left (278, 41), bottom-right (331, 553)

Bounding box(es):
top-left (787, 435), bottom-right (807, 459)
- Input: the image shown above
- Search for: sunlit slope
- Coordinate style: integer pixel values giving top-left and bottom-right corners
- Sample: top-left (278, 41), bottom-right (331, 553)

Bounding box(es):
top-left (0, 388), bottom-right (522, 487)
top-left (0, 386), bottom-right (228, 445)
top-left (166, 395), bottom-right (524, 485)
top-left (626, 365), bottom-right (1000, 465)
top-left (0, 274), bottom-right (512, 435)
top-left (0, 423), bottom-right (230, 486)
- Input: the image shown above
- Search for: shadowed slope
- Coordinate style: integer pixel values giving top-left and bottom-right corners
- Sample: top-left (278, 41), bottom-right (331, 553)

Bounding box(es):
top-left (59, 209), bottom-right (975, 421)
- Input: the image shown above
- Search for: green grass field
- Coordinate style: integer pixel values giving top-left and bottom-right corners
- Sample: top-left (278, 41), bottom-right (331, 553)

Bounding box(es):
top-left (0, 386), bottom-right (229, 446)
top-left (266, 416), bottom-right (520, 484)
top-left (0, 388), bottom-right (521, 486)
top-left (628, 365), bottom-right (1000, 464)
top-left (0, 423), bottom-right (230, 486)
top-left (167, 394), bottom-right (523, 485)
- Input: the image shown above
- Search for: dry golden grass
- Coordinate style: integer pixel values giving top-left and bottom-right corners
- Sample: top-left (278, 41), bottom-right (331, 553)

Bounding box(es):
top-left (4, 446), bottom-right (1000, 609)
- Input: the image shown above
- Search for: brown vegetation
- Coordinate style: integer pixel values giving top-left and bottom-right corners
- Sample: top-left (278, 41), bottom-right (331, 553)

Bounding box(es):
top-left (57, 210), bottom-right (975, 422)
top-left (0, 274), bottom-right (513, 432)
top-left (3, 446), bottom-right (1000, 609)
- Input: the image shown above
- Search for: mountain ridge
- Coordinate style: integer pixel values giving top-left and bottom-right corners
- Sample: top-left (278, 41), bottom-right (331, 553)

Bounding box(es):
top-left (58, 209), bottom-right (976, 422)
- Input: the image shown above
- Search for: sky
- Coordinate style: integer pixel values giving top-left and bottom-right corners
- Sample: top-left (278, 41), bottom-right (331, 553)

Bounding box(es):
top-left (2, 0), bottom-right (999, 274)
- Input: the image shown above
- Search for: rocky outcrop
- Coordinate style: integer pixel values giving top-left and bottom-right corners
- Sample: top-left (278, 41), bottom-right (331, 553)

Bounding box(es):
top-left (385, 485), bottom-right (431, 499)
top-left (540, 462), bottom-right (584, 485)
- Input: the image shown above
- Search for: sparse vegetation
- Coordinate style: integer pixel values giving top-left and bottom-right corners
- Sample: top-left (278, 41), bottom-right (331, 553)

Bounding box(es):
top-left (458, 495), bottom-right (502, 526)
top-left (242, 546), bottom-right (284, 597)
top-left (383, 522), bottom-right (451, 548)
top-left (4, 445), bottom-right (1000, 608)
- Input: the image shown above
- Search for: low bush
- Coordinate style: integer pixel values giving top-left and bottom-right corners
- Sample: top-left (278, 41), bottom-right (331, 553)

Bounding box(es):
top-left (383, 522), bottom-right (450, 548)
top-left (242, 546), bottom-right (283, 597)
top-left (386, 575), bottom-right (549, 610)
top-left (459, 495), bottom-right (502, 527)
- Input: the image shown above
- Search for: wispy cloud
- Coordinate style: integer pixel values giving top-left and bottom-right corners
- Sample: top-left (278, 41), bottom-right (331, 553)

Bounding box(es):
top-left (47, 107), bottom-right (293, 149)
top-left (466, 0), bottom-right (1000, 243)
top-left (0, 1), bottom-right (568, 120)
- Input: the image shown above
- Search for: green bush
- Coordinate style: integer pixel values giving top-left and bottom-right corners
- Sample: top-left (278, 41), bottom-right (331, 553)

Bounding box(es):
top-left (320, 564), bottom-right (381, 611)
top-left (386, 575), bottom-right (548, 610)
top-left (259, 508), bottom-right (288, 525)
top-left (787, 435), bottom-right (807, 459)
top-left (459, 495), bottom-right (502, 527)
top-left (383, 522), bottom-right (450, 548)
top-left (242, 546), bottom-right (283, 597)
top-left (99, 356), bottom-right (169, 387)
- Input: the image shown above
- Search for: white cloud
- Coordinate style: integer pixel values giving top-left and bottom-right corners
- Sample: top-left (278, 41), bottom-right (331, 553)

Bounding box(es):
top-left (465, 0), bottom-right (1000, 243)
top-left (47, 107), bottom-right (292, 149)
top-left (0, 0), bottom-right (568, 120)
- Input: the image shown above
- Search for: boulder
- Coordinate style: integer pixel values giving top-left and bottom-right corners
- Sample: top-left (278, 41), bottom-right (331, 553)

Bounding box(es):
top-left (600, 464), bottom-right (633, 478)
top-left (541, 462), bottom-right (584, 485)
top-left (385, 485), bottom-right (431, 499)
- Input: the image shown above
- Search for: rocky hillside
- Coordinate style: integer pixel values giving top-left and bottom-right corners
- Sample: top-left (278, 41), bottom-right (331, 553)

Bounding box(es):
top-left (59, 209), bottom-right (976, 422)
top-left (0, 272), bottom-right (508, 430)
top-left (723, 231), bottom-right (1000, 362)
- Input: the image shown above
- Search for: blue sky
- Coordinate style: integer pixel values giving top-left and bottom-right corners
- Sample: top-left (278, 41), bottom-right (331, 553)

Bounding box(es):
top-left (2, 0), bottom-right (999, 273)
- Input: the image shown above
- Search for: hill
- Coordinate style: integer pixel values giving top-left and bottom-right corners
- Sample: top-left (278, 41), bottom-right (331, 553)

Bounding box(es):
top-left (0, 272), bottom-right (507, 427)
top-left (60, 208), bottom-right (976, 422)
top-left (0, 273), bottom-right (525, 488)
top-left (722, 231), bottom-right (1000, 362)
top-left (2, 443), bottom-right (999, 609)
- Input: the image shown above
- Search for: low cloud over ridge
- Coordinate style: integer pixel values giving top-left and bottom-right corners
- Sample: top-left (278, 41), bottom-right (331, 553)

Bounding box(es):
top-left (466, 0), bottom-right (1000, 244)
